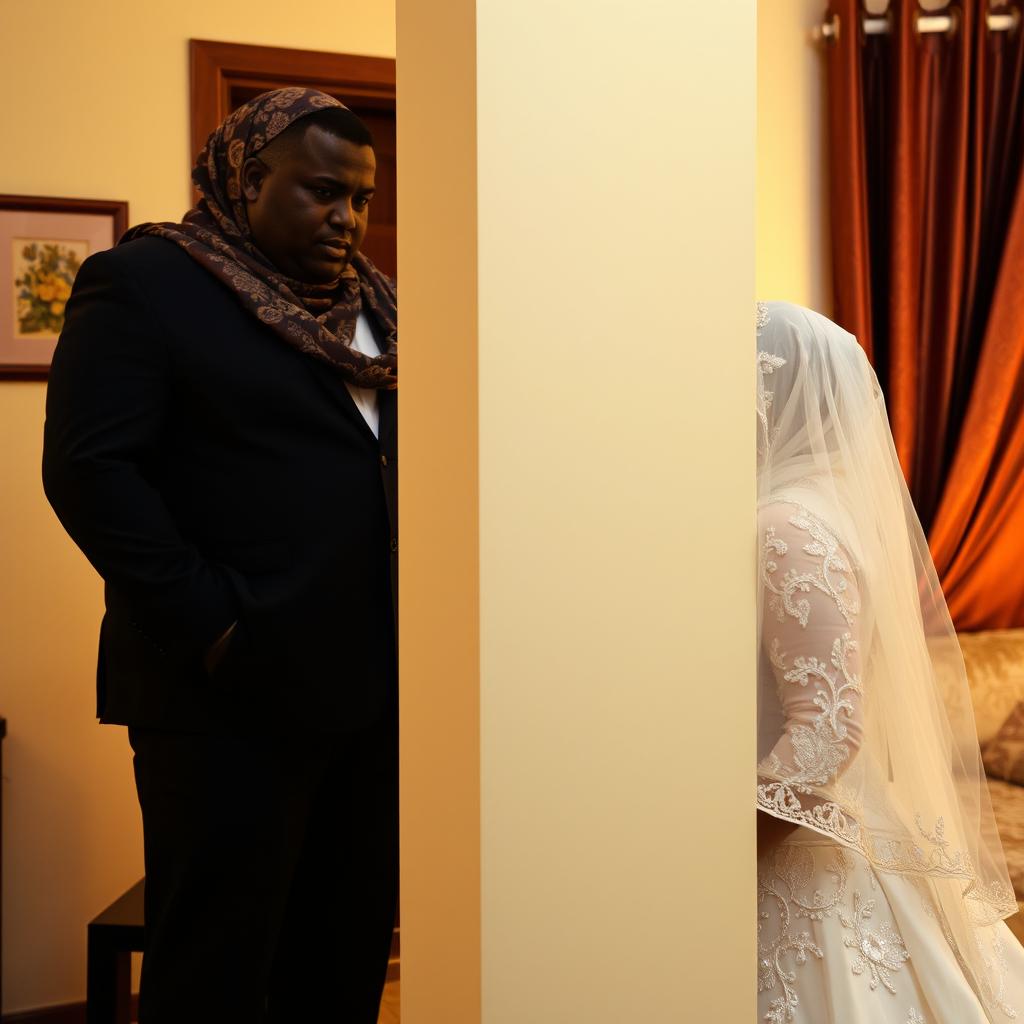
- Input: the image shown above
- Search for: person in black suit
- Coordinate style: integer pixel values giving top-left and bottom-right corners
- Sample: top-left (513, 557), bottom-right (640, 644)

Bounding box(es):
top-left (42, 88), bottom-right (398, 1023)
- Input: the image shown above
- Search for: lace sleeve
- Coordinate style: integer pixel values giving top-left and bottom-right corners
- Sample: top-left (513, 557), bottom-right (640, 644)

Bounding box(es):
top-left (757, 502), bottom-right (864, 792)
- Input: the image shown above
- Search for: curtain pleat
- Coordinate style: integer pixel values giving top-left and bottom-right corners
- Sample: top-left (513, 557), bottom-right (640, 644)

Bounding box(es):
top-left (825, 0), bottom-right (1024, 628)
top-left (932, 170), bottom-right (1024, 627)
top-left (827, 0), bottom-right (876, 359)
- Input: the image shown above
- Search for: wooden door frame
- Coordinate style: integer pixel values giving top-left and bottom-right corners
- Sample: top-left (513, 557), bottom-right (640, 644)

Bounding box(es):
top-left (189, 39), bottom-right (396, 165)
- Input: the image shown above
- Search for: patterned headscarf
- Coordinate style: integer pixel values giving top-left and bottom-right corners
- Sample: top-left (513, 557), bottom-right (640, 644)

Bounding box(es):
top-left (121, 87), bottom-right (397, 389)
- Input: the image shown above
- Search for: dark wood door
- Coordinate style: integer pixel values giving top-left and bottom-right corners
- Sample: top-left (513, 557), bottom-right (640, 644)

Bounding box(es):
top-left (190, 40), bottom-right (397, 279)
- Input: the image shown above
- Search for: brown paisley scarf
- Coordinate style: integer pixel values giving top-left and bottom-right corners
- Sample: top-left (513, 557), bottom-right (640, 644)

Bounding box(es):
top-left (121, 87), bottom-right (397, 389)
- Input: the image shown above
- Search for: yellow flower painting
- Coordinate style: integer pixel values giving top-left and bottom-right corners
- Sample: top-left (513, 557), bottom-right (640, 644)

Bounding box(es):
top-left (13, 238), bottom-right (87, 338)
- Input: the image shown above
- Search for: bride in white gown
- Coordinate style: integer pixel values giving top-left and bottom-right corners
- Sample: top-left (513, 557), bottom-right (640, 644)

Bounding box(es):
top-left (754, 301), bottom-right (1024, 1023)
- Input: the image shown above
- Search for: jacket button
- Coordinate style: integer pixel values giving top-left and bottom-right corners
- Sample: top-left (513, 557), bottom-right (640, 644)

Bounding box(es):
top-left (380, 453), bottom-right (388, 467)
top-left (390, 537), bottom-right (398, 553)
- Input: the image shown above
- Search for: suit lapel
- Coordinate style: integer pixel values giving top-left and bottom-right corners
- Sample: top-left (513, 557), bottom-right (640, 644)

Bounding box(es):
top-left (297, 305), bottom-right (394, 449)
top-left (302, 357), bottom-right (381, 445)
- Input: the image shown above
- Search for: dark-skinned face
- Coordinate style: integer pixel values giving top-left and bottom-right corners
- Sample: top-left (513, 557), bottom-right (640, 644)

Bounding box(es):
top-left (241, 125), bottom-right (376, 283)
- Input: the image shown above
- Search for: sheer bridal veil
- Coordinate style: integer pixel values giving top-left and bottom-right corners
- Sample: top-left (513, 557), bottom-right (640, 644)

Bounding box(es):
top-left (755, 301), bottom-right (1018, 1019)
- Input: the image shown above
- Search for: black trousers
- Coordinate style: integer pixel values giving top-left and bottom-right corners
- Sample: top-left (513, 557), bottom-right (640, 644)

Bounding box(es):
top-left (128, 706), bottom-right (398, 1024)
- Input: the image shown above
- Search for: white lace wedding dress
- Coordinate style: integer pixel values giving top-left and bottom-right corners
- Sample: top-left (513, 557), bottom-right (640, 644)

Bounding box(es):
top-left (755, 501), bottom-right (1024, 1023)
top-left (758, 832), bottom-right (1024, 1022)
top-left (755, 301), bottom-right (1024, 1021)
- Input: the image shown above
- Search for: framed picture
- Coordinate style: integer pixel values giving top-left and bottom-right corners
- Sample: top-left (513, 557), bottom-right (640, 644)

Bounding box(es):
top-left (0, 194), bottom-right (128, 379)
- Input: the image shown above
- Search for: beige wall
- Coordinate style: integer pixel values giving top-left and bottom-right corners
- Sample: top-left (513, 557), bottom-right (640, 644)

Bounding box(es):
top-left (0, 3), bottom-right (394, 1013)
top-left (757, 0), bottom-right (832, 315)
top-left (399, 0), bottom-right (757, 1020)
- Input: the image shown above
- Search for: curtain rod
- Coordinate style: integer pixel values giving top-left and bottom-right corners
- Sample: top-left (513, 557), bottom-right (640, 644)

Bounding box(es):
top-left (814, 9), bottom-right (1019, 41)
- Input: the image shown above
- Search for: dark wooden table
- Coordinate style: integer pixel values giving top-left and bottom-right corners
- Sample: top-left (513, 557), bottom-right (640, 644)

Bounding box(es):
top-left (86, 877), bottom-right (144, 1024)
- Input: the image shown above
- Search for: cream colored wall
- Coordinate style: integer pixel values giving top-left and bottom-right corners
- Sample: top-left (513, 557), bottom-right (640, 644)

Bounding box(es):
top-left (399, 0), bottom-right (756, 1020)
top-left (757, 0), bottom-right (832, 315)
top-left (476, 3), bottom-right (756, 1017)
top-left (0, 3), bottom-right (395, 1013)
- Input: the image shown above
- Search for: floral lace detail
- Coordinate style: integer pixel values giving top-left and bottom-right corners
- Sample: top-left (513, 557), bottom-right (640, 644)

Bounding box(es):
top-left (759, 844), bottom-right (837, 1023)
top-left (977, 924), bottom-right (1019, 1019)
top-left (758, 783), bottom-right (1019, 931)
top-left (759, 843), bottom-right (915, 1022)
top-left (840, 889), bottom-right (911, 992)
top-left (757, 301), bottom-right (771, 332)
top-left (911, 875), bottom-right (1018, 1019)
top-left (761, 632), bottom-right (861, 788)
top-left (757, 349), bottom-right (786, 459)
top-left (760, 785), bottom-right (977, 877)
top-left (758, 503), bottom-right (862, 794)
top-left (758, 499), bottom-right (1020, 938)
top-left (907, 1010), bottom-right (926, 1024)
top-left (761, 505), bottom-right (859, 628)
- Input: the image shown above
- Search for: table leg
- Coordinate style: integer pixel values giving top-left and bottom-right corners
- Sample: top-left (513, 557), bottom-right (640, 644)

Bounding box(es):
top-left (86, 929), bottom-right (133, 1024)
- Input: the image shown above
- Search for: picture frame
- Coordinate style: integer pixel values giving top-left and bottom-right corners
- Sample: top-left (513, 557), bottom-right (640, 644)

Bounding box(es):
top-left (0, 194), bottom-right (128, 379)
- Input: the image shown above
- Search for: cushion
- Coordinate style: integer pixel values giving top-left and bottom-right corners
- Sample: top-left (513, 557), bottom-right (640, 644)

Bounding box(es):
top-left (983, 702), bottom-right (1024, 785)
top-left (952, 630), bottom-right (1024, 746)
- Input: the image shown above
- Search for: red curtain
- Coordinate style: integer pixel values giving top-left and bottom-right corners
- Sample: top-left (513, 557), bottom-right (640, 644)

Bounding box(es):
top-left (826, 0), bottom-right (1024, 629)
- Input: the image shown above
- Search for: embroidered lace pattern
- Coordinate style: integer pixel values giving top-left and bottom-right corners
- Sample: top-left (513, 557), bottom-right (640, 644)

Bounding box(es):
top-left (755, 300), bottom-right (1020, 1021)
top-left (758, 502), bottom-right (862, 792)
top-left (976, 924), bottom-right (1019, 1019)
top-left (757, 349), bottom-right (786, 460)
top-left (840, 888), bottom-right (911, 992)
top-left (756, 501), bottom-right (1017, 922)
top-left (757, 299), bottom-right (784, 458)
top-left (758, 843), bottom-right (918, 1023)
top-left (761, 505), bottom-right (859, 629)
top-left (909, 876), bottom-right (1018, 1020)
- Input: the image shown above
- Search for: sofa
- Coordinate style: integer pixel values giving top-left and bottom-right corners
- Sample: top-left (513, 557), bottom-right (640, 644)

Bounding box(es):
top-left (956, 629), bottom-right (1024, 944)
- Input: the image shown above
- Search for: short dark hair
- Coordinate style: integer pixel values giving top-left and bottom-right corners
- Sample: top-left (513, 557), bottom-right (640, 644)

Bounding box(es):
top-left (260, 107), bottom-right (374, 166)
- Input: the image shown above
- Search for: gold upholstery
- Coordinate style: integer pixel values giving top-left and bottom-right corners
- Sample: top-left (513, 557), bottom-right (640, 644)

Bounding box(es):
top-left (956, 630), bottom-right (1024, 922)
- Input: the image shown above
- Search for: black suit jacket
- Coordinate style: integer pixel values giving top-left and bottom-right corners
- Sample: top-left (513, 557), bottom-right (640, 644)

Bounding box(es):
top-left (42, 237), bottom-right (397, 733)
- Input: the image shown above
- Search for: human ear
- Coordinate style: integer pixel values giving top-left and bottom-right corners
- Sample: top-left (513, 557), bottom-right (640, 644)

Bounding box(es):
top-left (241, 157), bottom-right (269, 202)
